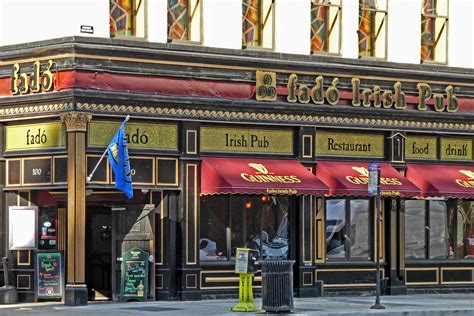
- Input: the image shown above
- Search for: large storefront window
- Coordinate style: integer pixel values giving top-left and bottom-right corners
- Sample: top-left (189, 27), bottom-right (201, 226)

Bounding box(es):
top-left (326, 198), bottom-right (371, 261)
top-left (405, 200), bottom-right (456, 259)
top-left (200, 195), bottom-right (290, 261)
top-left (455, 201), bottom-right (474, 259)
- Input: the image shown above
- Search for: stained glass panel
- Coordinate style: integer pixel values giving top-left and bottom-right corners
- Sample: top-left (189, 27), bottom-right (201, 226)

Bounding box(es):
top-left (421, 0), bottom-right (436, 60)
top-left (242, 0), bottom-right (260, 47)
top-left (110, 0), bottom-right (133, 37)
top-left (168, 0), bottom-right (189, 40)
top-left (358, 0), bottom-right (376, 57)
top-left (311, 5), bottom-right (329, 52)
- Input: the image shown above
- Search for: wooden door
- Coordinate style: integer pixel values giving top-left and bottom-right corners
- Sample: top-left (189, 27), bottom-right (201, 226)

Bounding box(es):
top-left (111, 204), bottom-right (155, 301)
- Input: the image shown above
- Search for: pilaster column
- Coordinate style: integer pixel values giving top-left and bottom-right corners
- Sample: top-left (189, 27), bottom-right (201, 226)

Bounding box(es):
top-left (60, 112), bottom-right (91, 306)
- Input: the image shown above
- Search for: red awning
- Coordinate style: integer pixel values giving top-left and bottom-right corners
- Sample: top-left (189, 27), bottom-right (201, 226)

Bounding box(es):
top-left (406, 164), bottom-right (474, 198)
top-left (201, 157), bottom-right (328, 195)
top-left (316, 161), bottom-right (420, 197)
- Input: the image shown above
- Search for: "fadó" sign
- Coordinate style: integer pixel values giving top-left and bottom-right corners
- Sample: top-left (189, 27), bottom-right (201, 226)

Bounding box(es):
top-left (6, 122), bottom-right (66, 151)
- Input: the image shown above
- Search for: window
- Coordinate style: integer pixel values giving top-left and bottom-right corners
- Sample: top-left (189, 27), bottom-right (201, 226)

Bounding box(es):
top-left (38, 207), bottom-right (57, 250)
top-left (358, 0), bottom-right (387, 58)
top-left (168, 0), bottom-right (202, 42)
top-left (454, 201), bottom-right (474, 259)
top-left (326, 199), bottom-right (372, 261)
top-left (242, 0), bottom-right (274, 49)
top-left (200, 195), bottom-right (291, 261)
top-left (311, 0), bottom-right (342, 54)
top-left (404, 200), bottom-right (458, 259)
top-left (110, 0), bottom-right (145, 38)
top-left (421, 0), bottom-right (448, 63)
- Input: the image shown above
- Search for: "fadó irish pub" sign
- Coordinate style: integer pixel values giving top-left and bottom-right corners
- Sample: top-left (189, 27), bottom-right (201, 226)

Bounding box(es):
top-left (256, 71), bottom-right (459, 112)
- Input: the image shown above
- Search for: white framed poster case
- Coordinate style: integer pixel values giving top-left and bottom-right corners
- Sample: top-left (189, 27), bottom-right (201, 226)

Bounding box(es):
top-left (9, 206), bottom-right (38, 250)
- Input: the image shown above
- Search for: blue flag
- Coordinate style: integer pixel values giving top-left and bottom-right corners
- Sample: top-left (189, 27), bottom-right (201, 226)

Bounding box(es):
top-left (107, 118), bottom-right (133, 199)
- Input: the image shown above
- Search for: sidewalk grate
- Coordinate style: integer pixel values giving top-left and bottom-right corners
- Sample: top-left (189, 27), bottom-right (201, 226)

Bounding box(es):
top-left (122, 306), bottom-right (183, 312)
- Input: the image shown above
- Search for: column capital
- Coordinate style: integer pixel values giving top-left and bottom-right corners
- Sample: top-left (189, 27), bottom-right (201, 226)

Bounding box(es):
top-left (60, 112), bottom-right (92, 132)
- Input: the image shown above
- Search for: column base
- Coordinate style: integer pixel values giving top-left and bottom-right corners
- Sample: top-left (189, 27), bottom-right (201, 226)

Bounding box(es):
top-left (64, 284), bottom-right (88, 306)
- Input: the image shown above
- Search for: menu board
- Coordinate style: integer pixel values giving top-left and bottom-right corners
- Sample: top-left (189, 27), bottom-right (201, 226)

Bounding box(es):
top-left (36, 251), bottom-right (63, 299)
top-left (121, 247), bottom-right (149, 301)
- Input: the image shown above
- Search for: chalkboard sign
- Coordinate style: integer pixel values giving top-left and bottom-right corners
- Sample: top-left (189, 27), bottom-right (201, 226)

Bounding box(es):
top-left (121, 247), bottom-right (149, 301)
top-left (36, 251), bottom-right (63, 299)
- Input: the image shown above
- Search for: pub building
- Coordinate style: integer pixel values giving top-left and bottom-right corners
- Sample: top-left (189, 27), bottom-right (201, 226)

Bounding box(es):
top-left (0, 37), bottom-right (473, 304)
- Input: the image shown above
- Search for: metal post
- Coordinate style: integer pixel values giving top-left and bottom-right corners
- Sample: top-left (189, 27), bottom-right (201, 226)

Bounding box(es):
top-left (371, 166), bottom-right (385, 310)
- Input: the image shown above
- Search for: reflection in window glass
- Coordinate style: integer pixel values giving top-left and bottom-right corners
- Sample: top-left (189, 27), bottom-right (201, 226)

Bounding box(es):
top-left (199, 196), bottom-right (228, 261)
top-left (457, 201), bottom-right (474, 259)
top-left (200, 195), bottom-right (290, 261)
top-left (405, 200), bottom-right (426, 259)
top-left (350, 200), bottom-right (370, 259)
top-left (326, 199), bottom-right (346, 259)
top-left (38, 207), bottom-right (57, 250)
top-left (429, 201), bottom-right (448, 258)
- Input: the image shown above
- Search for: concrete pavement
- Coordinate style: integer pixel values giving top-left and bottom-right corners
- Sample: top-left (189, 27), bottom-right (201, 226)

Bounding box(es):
top-left (0, 293), bottom-right (474, 315)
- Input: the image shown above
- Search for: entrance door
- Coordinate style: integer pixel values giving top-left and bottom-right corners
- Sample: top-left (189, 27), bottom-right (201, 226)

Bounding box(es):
top-left (111, 205), bottom-right (155, 301)
top-left (87, 207), bottom-right (113, 300)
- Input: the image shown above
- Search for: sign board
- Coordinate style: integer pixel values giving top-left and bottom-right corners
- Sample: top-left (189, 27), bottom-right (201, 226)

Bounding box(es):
top-left (121, 247), bottom-right (149, 301)
top-left (368, 163), bottom-right (379, 196)
top-left (405, 136), bottom-right (438, 160)
top-left (200, 127), bottom-right (293, 155)
top-left (5, 122), bottom-right (66, 151)
top-left (88, 121), bottom-right (178, 150)
top-left (440, 138), bottom-right (473, 161)
top-left (36, 251), bottom-right (64, 299)
top-left (23, 158), bottom-right (52, 185)
top-left (9, 206), bottom-right (37, 250)
top-left (316, 130), bottom-right (384, 158)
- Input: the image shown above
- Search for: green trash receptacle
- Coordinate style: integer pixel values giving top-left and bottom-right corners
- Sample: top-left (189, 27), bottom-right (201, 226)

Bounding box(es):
top-left (259, 259), bottom-right (295, 313)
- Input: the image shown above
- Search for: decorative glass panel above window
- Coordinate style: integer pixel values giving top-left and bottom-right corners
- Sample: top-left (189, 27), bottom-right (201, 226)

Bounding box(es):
top-left (242, 0), bottom-right (274, 49)
top-left (168, 0), bottom-right (202, 42)
top-left (311, 0), bottom-right (341, 54)
top-left (110, 0), bottom-right (145, 38)
top-left (358, 0), bottom-right (387, 58)
top-left (421, 0), bottom-right (448, 63)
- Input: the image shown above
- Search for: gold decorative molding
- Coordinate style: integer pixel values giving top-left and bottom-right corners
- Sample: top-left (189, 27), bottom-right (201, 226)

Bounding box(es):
top-left (76, 102), bottom-right (474, 131)
top-left (60, 112), bottom-right (92, 132)
top-left (0, 102), bottom-right (73, 116)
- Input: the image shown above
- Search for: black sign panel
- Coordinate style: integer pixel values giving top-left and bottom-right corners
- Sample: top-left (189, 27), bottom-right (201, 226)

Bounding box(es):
top-left (36, 251), bottom-right (63, 299)
top-left (112, 157), bottom-right (154, 185)
top-left (121, 247), bottom-right (149, 301)
top-left (23, 158), bottom-right (52, 185)
top-left (53, 157), bottom-right (67, 183)
top-left (7, 159), bottom-right (21, 186)
top-left (87, 155), bottom-right (108, 183)
top-left (157, 159), bottom-right (177, 185)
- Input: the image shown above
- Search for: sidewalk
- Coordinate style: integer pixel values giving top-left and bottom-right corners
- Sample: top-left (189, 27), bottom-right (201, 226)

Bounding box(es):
top-left (0, 293), bottom-right (474, 315)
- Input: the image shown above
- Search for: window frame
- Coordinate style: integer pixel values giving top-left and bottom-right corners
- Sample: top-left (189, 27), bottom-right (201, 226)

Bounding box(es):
top-left (420, 0), bottom-right (449, 64)
top-left (310, 0), bottom-right (343, 56)
top-left (325, 197), bottom-right (374, 262)
top-left (358, 0), bottom-right (388, 60)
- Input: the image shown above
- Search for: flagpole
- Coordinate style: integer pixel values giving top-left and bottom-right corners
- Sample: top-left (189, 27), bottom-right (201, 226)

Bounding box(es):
top-left (86, 115), bottom-right (130, 182)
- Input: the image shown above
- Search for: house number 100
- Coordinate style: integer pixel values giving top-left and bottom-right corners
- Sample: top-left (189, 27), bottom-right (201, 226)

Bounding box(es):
top-left (32, 168), bottom-right (42, 176)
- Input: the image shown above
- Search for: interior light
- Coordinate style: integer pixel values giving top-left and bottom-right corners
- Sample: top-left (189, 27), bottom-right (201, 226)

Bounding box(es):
top-left (245, 201), bottom-right (252, 209)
